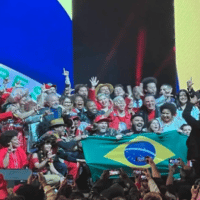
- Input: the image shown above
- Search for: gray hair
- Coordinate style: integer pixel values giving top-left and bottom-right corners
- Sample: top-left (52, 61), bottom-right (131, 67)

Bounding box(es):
top-left (45, 93), bottom-right (59, 103)
top-left (97, 93), bottom-right (110, 100)
top-left (113, 96), bottom-right (124, 105)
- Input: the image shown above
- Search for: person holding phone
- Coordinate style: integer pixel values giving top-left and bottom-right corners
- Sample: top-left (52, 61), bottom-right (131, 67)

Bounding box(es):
top-left (0, 130), bottom-right (28, 169)
top-left (29, 135), bottom-right (64, 186)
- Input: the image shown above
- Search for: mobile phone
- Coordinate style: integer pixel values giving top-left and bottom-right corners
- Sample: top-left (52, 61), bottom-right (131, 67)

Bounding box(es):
top-left (169, 158), bottom-right (180, 165)
top-left (141, 175), bottom-right (147, 180)
top-left (67, 175), bottom-right (74, 185)
top-left (133, 170), bottom-right (142, 175)
top-left (109, 170), bottom-right (120, 176)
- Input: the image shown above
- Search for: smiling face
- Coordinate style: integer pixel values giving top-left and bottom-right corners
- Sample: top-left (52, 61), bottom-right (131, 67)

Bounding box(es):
top-left (97, 121), bottom-right (108, 132)
top-left (144, 96), bottom-right (156, 111)
top-left (10, 136), bottom-right (19, 148)
top-left (74, 96), bottom-right (84, 109)
top-left (78, 87), bottom-right (88, 98)
top-left (179, 91), bottom-right (188, 105)
top-left (98, 95), bottom-right (109, 108)
top-left (150, 119), bottom-right (160, 132)
top-left (46, 87), bottom-right (56, 94)
top-left (182, 125), bottom-right (192, 136)
top-left (114, 86), bottom-right (125, 97)
top-left (43, 142), bottom-right (52, 153)
top-left (161, 109), bottom-right (173, 123)
top-left (63, 97), bottom-right (72, 110)
top-left (160, 85), bottom-right (167, 95)
top-left (145, 82), bottom-right (157, 95)
top-left (114, 97), bottom-right (126, 111)
top-left (48, 95), bottom-right (59, 109)
top-left (86, 101), bottom-right (98, 114)
top-left (132, 116), bottom-right (144, 131)
top-left (99, 86), bottom-right (110, 95)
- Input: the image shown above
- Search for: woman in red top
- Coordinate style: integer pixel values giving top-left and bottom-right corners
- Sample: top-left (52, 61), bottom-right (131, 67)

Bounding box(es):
top-left (29, 135), bottom-right (64, 186)
top-left (0, 130), bottom-right (28, 169)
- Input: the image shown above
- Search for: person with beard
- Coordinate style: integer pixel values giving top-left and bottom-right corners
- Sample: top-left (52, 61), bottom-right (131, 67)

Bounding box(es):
top-left (36, 94), bottom-right (63, 138)
top-left (44, 93), bottom-right (62, 120)
top-left (80, 100), bottom-right (105, 124)
top-left (74, 84), bottom-right (89, 99)
top-left (121, 114), bottom-right (145, 135)
top-left (141, 77), bottom-right (167, 107)
top-left (142, 77), bottom-right (158, 97)
top-left (84, 115), bottom-right (121, 138)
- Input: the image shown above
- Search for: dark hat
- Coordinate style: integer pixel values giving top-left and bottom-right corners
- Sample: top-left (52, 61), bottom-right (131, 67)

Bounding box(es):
top-left (32, 134), bottom-right (57, 152)
top-left (50, 118), bottom-right (66, 128)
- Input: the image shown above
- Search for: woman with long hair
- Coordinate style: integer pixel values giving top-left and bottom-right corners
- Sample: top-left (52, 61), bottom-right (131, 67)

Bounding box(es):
top-left (29, 135), bottom-right (64, 186)
top-left (176, 89), bottom-right (199, 121)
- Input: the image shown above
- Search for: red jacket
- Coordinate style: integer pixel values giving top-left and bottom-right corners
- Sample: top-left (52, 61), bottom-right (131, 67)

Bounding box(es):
top-left (88, 88), bottom-right (113, 110)
top-left (109, 110), bottom-right (131, 131)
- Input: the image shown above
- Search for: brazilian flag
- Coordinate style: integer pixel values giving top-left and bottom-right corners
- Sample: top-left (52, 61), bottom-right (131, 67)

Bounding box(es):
top-left (81, 131), bottom-right (188, 181)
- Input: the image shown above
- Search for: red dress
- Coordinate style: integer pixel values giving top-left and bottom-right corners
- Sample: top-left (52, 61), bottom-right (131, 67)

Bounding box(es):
top-left (0, 147), bottom-right (28, 169)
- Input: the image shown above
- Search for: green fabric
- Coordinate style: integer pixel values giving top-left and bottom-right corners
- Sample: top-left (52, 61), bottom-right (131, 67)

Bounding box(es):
top-left (81, 131), bottom-right (188, 181)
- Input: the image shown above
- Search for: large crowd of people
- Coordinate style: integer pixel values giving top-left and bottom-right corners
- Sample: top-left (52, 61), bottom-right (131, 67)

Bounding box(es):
top-left (0, 69), bottom-right (200, 200)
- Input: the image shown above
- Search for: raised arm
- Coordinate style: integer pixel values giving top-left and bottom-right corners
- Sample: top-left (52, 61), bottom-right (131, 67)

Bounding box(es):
top-left (182, 102), bottom-right (200, 129)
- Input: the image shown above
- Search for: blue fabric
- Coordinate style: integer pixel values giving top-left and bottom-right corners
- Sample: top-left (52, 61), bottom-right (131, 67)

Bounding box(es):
top-left (156, 116), bottom-right (185, 132)
top-left (177, 106), bottom-right (200, 121)
top-left (0, 0), bottom-right (73, 93)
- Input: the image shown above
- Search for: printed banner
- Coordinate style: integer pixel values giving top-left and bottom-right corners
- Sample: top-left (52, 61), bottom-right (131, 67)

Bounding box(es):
top-left (82, 131), bottom-right (188, 181)
top-left (0, 64), bottom-right (42, 101)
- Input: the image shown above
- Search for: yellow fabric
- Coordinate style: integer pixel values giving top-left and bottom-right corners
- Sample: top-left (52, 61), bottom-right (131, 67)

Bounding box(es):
top-left (175, 0), bottom-right (200, 89)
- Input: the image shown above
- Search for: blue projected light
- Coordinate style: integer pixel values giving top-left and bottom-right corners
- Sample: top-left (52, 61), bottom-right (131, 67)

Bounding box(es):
top-left (124, 141), bottom-right (156, 166)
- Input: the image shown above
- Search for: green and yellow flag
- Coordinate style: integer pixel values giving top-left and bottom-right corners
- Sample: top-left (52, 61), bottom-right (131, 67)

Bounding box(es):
top-left (81, 131), bottom-right (188, 181)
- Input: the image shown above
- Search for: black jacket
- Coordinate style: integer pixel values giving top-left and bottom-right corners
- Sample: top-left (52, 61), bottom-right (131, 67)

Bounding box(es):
top-left (137, 106), bottom-right (161, 127)
top-left (182, 102), bottom-right (200, 160)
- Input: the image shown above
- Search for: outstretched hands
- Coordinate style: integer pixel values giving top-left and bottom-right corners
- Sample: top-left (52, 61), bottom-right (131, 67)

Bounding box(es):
top-left (90, 77), bottom-right (99, 89)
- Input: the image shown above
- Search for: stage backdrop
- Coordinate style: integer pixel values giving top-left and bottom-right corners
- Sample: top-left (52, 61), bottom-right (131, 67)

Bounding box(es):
top-left (73, 0), bottom-right (176, 91)
top-left (0, 0), bottom-right (73, 96)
